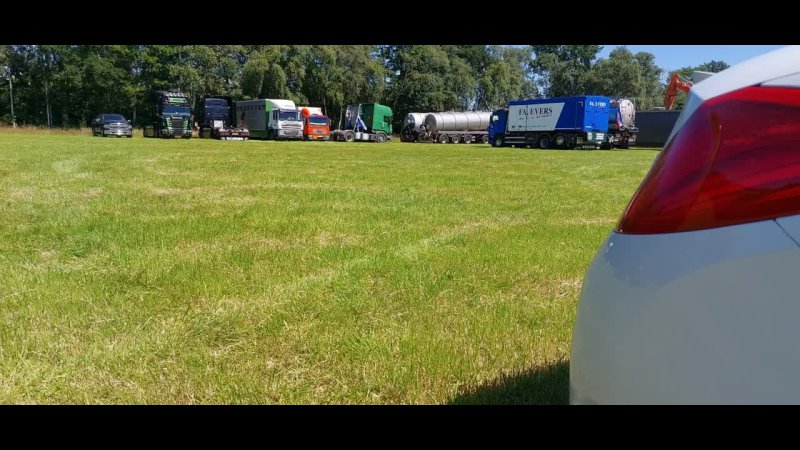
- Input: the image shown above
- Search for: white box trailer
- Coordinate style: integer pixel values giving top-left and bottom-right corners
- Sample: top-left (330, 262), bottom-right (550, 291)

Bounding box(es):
top-left (235, 99), bottom-right (303, 140)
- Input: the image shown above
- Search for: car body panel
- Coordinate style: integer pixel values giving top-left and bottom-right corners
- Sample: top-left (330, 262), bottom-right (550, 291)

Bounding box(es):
top-left (571, 218), bottom-right (800, 404)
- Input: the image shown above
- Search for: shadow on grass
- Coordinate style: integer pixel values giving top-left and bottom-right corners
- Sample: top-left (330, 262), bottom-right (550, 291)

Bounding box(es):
top-left (448, 360), bottom-right (569, 405)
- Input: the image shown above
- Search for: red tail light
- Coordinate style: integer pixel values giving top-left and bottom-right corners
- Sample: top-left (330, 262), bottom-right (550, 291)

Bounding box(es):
top-left (617, 86), bottom-right (800, 234)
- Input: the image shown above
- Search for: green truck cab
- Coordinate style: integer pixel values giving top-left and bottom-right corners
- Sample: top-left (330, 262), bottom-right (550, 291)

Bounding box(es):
top-left (331, 103), bottom-right (393, 143)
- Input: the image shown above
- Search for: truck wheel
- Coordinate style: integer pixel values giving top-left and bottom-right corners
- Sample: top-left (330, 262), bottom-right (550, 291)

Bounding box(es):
top-left (493, 136), bottom-right (504, 148)
top-left (481, 135), bottom-right (489, 144)
top-left (437, 134), bottom-right (448, 144)
top-left (600, 143), bottom-right (612, 150)
top-left (450, 134), bottom-right (460, 144)
top-left (553, 134), bottom-right (567, 148)
top-left (344, 131), bottom-right (355, 142)
top-left (376, 132), bottom-right (386, 143)
top-left (537, 135), bottom-right (551, 149)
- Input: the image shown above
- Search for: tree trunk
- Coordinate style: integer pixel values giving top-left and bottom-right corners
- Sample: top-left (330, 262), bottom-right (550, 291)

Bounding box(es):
top-left (45, 83), bottom-right (52, 129)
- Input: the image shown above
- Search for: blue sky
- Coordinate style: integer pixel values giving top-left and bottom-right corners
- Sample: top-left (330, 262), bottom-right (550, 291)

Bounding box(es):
top-left (597, 45), bottom-right (787, 74)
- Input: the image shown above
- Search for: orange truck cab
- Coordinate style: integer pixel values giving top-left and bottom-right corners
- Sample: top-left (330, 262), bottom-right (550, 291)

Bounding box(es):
top-left (297, 106), bottom-right (331, 140)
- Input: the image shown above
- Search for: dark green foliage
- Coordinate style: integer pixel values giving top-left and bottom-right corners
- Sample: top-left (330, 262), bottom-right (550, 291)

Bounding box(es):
top-left (0, 45), bottom-right (723, 127)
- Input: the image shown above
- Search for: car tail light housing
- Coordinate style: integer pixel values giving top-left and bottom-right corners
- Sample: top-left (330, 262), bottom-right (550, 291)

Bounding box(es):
top-left (617, 86), bottom-right (800, 234)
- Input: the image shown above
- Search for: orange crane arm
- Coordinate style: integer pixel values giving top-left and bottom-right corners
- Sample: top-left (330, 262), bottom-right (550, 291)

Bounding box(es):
top-left (664, 73), bottom-right (694, 110)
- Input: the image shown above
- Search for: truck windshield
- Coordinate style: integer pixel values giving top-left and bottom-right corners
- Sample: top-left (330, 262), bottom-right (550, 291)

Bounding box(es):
top-left (205, 99), bottom-right (228, 107)
top-left (163, 106), bottom-right (191, 115)
top-left (279, 110), bottom-right (300, 121)
top-left (309, 116), bottom-right (328, 126)
top-left (205, 106), bottom-right (229, 118)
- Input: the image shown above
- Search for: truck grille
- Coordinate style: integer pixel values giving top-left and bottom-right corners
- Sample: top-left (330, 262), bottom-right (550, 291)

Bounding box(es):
top-left (170, 118), bottom-right (185, 132)
top-left (107, 122), bottom-right (128, 131)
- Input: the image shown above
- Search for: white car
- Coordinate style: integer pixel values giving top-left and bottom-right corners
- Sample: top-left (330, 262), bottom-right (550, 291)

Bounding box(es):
top-left (570, 45), bottom-right (800, 404)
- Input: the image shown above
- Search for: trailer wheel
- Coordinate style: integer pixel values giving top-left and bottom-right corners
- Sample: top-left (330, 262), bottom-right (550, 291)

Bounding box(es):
top-left (450, 134), bottom-right (460, 144)
top-left (437, 134), bottom-right (448, 144)
top-left (481, 135), bottom-right (489, 144)
top-left (344, 131), bottom-right (355, 142)
top-left (462, 135), bottom-right (472, 144)
top-left (376, 132), bottom-right (387, 143)
top-left (537, 134), bottom-right (551, 149)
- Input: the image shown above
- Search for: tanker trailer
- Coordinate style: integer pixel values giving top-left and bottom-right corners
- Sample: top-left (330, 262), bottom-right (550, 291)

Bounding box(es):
top-left (400, 112), bottom-right (432, 142)
top-left (418, 111), bottom-right (492, 144)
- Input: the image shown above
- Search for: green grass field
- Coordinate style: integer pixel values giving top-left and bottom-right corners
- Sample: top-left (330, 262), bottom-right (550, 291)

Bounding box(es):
top-left (0, 131), bottom-right (658, 404)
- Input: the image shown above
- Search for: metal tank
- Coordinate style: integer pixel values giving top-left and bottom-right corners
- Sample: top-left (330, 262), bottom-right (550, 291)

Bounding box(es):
top-left (423, 111), bottom-right (492, 132)
top-left (614, 99), bottom-right (636, 128)
top-left (404, 113), bottom-right (431, 132)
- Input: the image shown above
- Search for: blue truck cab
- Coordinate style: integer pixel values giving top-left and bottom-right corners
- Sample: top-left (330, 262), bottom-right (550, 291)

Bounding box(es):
top-left (488, 95), bottom-right (611, 149)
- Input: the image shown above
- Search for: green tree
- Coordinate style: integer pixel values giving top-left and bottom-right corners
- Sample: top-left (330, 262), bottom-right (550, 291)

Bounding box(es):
top-left (302, 45), bottom-right (344, 117)
top-left (583, 47), bottom-right (664, 110)
top-left (476, 46), bottom-right (535, 110)
top-left (531, 45), bottom-right (602, 97)
top-left (584, 47), bottom-right (642, 98)
top-left (241, 46), bottom-right (291, 100)
top-left (634, 52), bottom-right (664, 110)
top-left (696, 60), bottom-right (730, 73)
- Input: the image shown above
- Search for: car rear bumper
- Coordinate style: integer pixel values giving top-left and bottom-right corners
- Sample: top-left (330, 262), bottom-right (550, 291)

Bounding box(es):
top-left (570, 218), bottom-right (800, 404)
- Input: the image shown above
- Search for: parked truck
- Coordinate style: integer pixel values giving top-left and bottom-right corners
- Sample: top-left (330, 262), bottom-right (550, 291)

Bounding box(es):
top-left (400, 112), bottom-right (432, 142)
top-left (488, 96), bottom-right (610, 149)
top-left (235, 99), bottom-right (303, 140)
top-left (197, 95), bottom-right (250, 140)
top-left (600, 98), bottom-right (637, 149)
top-left (418, 111), bottom-right (491, 144)
top-left (297, 106), bottom-right (331, 140)
top-left (143, 90), bottom-right (193, 138)
top-left (331, 103), bottom-right (393, 143)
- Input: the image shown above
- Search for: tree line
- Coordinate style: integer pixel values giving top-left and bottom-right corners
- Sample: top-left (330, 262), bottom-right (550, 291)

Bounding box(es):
top-left (0, 45), bottom-right (728, 130)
